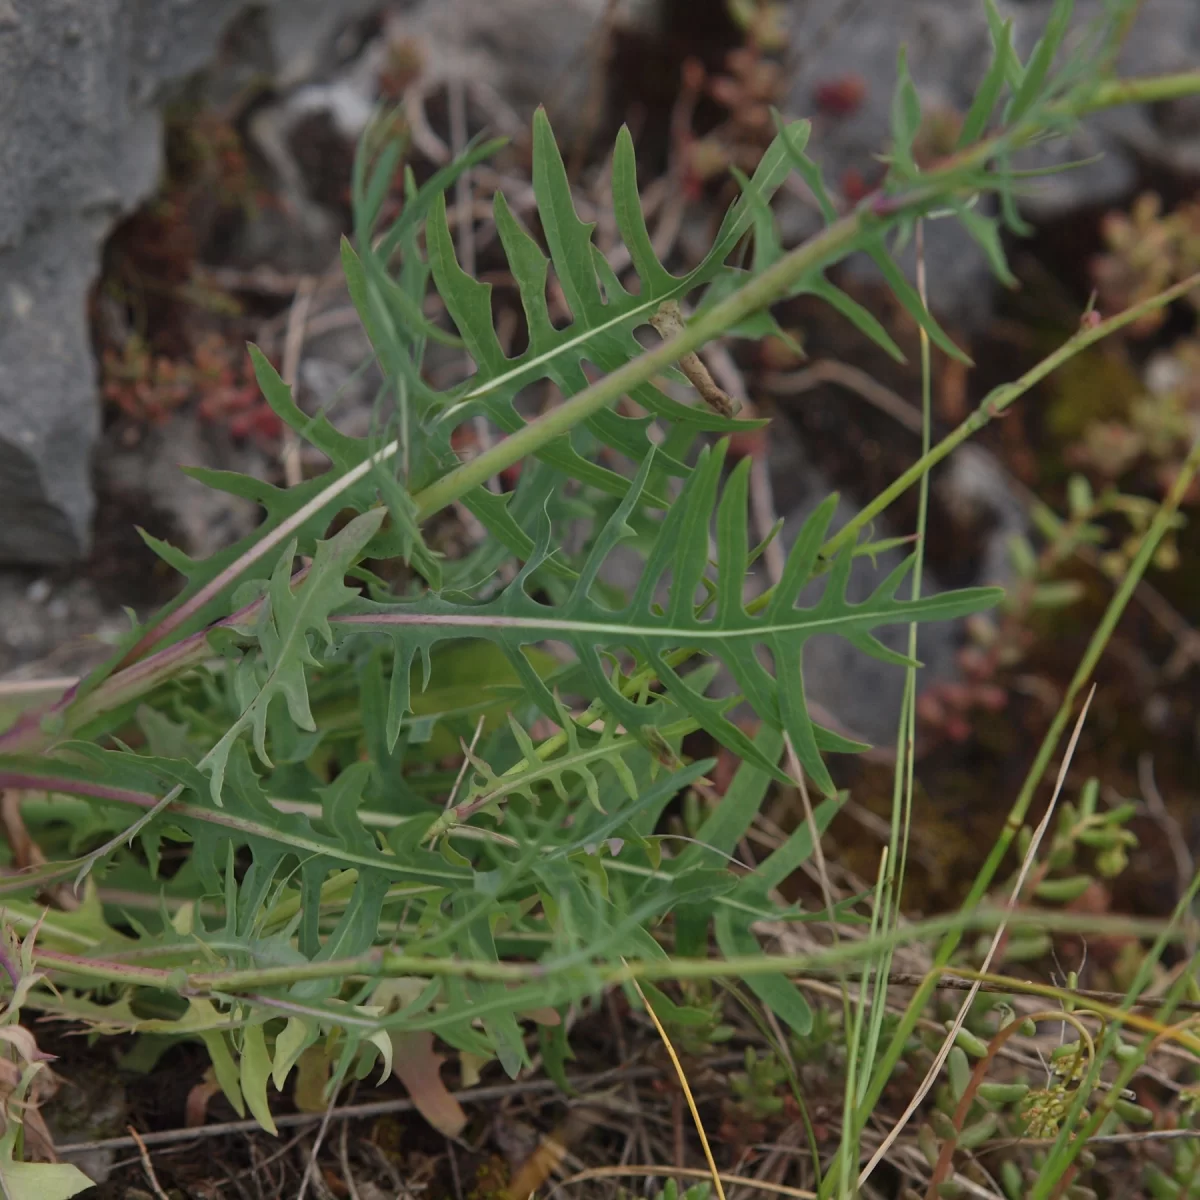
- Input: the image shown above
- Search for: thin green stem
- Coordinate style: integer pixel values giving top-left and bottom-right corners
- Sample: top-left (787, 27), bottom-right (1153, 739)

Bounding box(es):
top-left (823, 433), bottom-right (1200, 1198)
top-left (1032, 873), bottom-right (1200, 1197)
top-left (816, 271), bottom-right (1200, 565)
top-left (847, 222), bottom-right (936, 1188)
top-left (1079, 70), bottom-right (1200, 113)
top-left (411, 210), bottom-right (867, 516)
top-left (30, 907), bottom-right (1194, 996)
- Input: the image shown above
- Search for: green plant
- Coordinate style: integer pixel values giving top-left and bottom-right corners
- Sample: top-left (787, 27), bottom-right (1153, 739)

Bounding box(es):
top-left (0, 0), bottom-right (1198, 1193)
top-left (1093, 191), bottom-right (1200, 335)
top-left (1075, 189), bottom-right (1200, 494)
top-left (1146, 1092), bottom-right (1200, 1198)
top-left (653, 980), bottom-right (738, 1059)
top-left (624, 1182), bottom-right (710, 1200)
top-left (0, 928), bottom-right (91, 1198)
top-left (1021, 776), bottom-right (1138, 885)
top-left (728, 1045), bottom-right (788, 1120)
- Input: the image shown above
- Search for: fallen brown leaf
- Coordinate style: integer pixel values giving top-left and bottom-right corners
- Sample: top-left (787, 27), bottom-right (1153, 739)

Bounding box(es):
top-left (389, 1031), bottom-right (467, 1138)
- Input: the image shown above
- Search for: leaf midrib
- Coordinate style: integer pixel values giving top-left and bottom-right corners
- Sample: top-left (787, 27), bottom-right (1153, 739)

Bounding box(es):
top-left (334, 593), bottom-right (993, 642)
top-left (441, 270), bottom-right (701, 423)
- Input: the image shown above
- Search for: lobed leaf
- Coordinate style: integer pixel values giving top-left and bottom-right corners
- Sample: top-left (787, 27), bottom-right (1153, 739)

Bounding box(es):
top-left (336, 440), bottom-right (1002, 796)
top-left (203, 509), bottom-right (385, 805)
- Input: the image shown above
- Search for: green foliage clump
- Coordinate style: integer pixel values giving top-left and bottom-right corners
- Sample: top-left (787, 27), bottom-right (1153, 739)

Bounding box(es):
top-left (0, 5), bottom-right (1197, 1198)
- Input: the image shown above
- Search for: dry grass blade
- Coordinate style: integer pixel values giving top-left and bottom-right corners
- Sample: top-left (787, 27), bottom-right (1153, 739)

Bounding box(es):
top-left (858, 684), bottom-right (1098, 1189)
top-left (627, 966), bottom-right (726, 1200)
top-left (556, 1164), bottom-right (817, 1198)
top-left (650, 301), bottom-right (738, 417)
top-left (280, 274), bottom-right (317, 488)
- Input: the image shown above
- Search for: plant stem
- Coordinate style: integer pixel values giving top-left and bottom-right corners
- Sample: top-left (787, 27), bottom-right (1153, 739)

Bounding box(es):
top-left (411, 74), bottom-right (1200, 522)
top-left (1079, 70), bottom-right (1200, 113)
top-left (816, 271), bottom-right (1200, 564)
top-left (28, 907), bottom-right (1193, 996)
top-left (819, 432), bottom-right (1200, 1198)
top-left (411, 209), bottom-right (868, 516)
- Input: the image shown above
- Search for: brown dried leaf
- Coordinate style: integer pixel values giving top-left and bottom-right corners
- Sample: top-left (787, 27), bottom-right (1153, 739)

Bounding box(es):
top-left (518, 1006), bottom-right (561, 1027)
top-left (1, 792), bottom-right (78, 911)
top-left (389, 1031), bottom-right (466, 1138)
top-left (185, 1070), bottom-right (222, 1128)
top-left (0, 793), bottom-right (38, 871)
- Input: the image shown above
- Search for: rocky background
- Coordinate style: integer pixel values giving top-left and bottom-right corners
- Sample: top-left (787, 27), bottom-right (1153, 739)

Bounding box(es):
top-left (9, 0), bottom-right (1200, 748)
top-left (1, 0), bottom-right (1198, 785)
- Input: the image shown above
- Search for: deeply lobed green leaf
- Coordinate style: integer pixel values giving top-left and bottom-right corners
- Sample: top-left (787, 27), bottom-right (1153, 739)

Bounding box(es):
top-left (337, 439), bottom-right (1001, 797)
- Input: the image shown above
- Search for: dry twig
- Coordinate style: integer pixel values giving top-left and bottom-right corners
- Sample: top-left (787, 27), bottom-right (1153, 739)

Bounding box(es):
top-left (56, 1069), bottom-right (662, 1158)
top-left (129, 1125), bottom-right (171, 1200)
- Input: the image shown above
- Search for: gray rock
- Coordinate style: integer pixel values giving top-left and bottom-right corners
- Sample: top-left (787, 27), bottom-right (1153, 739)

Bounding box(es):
top-left (779, 0), bottom-right (998, 326)
top-left (778, 0), bottom-right (1200, 325)
top-left (0, 0), bottom-right (380, 565)
top-left (263, 0), bottom-right (386, 89)
top-left (97, 415), bottom-right (262, 563)
top-left (395, 0), bottom-right (655, 142)
top-left (1006, 0), bottom-right (1200, 218)
top-left (935, 444), bottom-right (1027, 589)
top-left (0, 217), bottom-right (107, 563)
top-left (0, 569), bottom-right (123, 680)
top-left (0, 0), bottom-right (656, 565)
top-left (299, 317), bottom-right (385, 438)
top-left (239, 0), bottom-right (655, 253)
top-left (0, 0), bottom-right (245, 564)
top-left (760, 420), bottom-right (968, 750)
